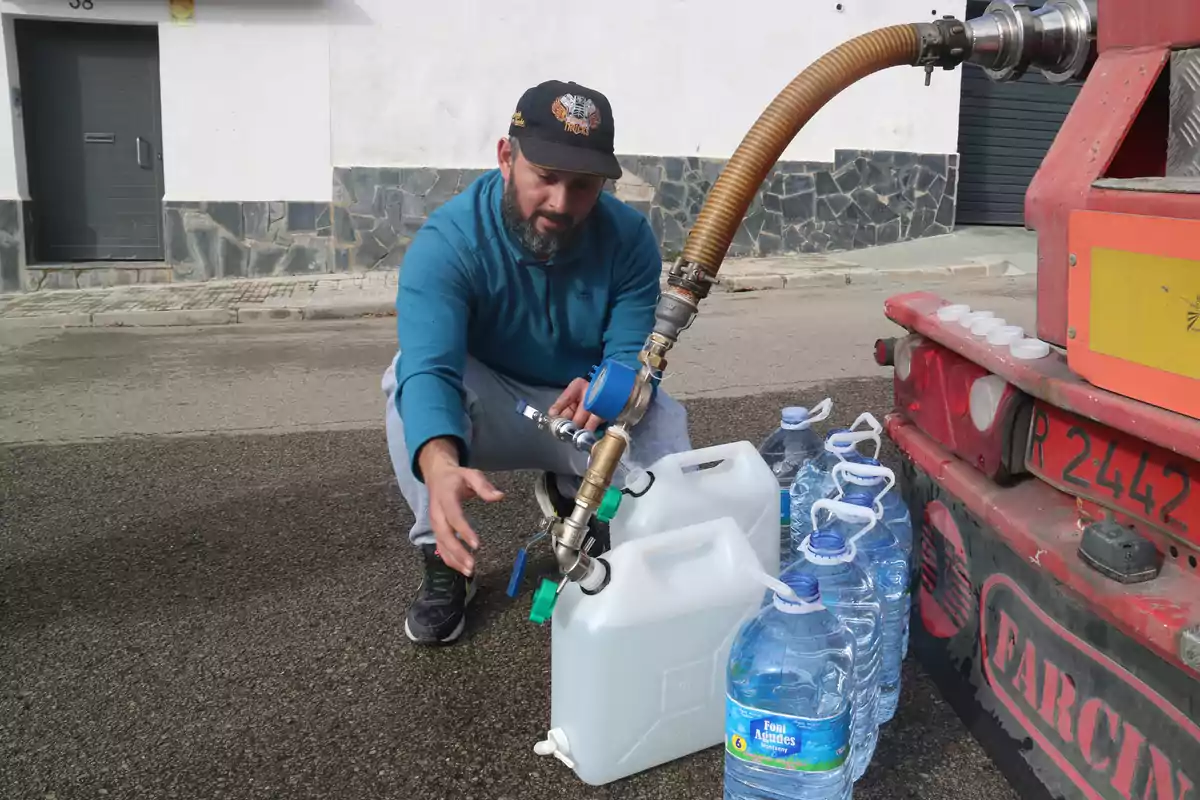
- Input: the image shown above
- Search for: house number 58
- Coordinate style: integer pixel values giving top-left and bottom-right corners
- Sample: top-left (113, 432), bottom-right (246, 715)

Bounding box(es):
top-left (69, 0), bottom-right (94, 9)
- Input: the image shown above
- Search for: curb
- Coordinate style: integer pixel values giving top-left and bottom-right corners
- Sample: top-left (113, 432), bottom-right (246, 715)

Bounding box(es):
top-left (0, 301), bottom-right (397, 331)
top-left (717, 259), bottom-right (1017, 292)
top-left (0, 312), bottom-right (94, 329)
top-left (301, 299), bottom-right (394, 321)
top-left (92, 308), bottom-right (238, 327)
top-left (0, 259), bottom-right (1022, 330)
top-left (236, 307), bottom-right (305, 324)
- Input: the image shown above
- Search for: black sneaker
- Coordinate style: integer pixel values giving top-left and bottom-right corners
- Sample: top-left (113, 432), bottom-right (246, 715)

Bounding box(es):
top-left (539, 472), bottom-right (611, 556)
top-left (404, 544), bottom-right (476, 645)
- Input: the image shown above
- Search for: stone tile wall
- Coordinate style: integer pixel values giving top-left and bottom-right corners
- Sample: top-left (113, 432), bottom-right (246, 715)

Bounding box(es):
top-left (163, 201), bottom-right (335, 281)
top-left (331, 167), bottom-right (490, 272)
top-left (158, 166), bottom-right (497, 280)
top-left (330, 148), bottom-right (958, 271)
top-left (616, 149), bottom-right (959, 259)
top-left (0, 200), bottom-right (23, 293)
top-left (4, 148), bottom-right (957, 292)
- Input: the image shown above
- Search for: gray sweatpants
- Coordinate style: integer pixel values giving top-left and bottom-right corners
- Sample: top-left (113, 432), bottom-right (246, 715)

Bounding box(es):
top-left (382, 353), bottom-right (693, 547)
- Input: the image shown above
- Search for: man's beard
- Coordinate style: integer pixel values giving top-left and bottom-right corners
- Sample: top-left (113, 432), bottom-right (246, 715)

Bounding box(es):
top-left (500, 180), bottom-right (581, 261)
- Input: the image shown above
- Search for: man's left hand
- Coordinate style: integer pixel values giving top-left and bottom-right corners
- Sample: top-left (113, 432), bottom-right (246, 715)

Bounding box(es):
top-left (550, 377), bottom-right (604, 432)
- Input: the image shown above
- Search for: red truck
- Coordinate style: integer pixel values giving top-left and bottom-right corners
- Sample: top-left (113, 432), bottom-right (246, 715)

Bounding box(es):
top-left (874, 2), bottom-right (1200, 797)
top-left (544, 3), bottom-right (1198, 795)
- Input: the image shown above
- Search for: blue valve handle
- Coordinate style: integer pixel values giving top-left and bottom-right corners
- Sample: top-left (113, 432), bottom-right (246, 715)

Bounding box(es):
top-left (507, 526), bottom-right (550, 598)
top-left (506, 548), bottom-right (529, 598)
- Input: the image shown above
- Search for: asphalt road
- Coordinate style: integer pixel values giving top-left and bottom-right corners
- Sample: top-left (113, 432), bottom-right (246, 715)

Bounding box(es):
top-left (0, 275), bottom-right (1036, 444)
top-left (1, 382), bottom-right (1018, 800)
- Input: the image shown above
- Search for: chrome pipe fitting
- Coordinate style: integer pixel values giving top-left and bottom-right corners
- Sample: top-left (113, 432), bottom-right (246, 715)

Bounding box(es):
top-left (966, 0), bottom-right (1096, 84)
top-left (517, 401), bottom-right (598, 454)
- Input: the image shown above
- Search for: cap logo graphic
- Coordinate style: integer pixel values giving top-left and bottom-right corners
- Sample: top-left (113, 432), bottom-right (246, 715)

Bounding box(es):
top-left (551, 93), bottom-right (601, 136)
top-left (511, 111), bottom-right (526, 128)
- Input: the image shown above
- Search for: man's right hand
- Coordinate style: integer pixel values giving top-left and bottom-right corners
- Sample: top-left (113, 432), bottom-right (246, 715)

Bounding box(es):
top-left (417, 438), bottom-right (504, 576)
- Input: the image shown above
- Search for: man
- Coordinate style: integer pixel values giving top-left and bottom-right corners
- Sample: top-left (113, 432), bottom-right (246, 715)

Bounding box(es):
top-left (382, 79), bottom-right (693, 645)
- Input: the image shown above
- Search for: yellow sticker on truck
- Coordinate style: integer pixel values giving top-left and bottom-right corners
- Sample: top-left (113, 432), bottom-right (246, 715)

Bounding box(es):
top-left (1089, 247), bottom-right (1200, 380)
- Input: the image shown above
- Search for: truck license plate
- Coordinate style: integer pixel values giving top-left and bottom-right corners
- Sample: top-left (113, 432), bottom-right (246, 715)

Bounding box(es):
top-left (1026, 402), bottom-right (1197, 543)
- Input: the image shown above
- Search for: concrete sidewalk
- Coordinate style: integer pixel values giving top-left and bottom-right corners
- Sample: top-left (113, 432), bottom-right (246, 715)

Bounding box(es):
top-left (0, 271), bottom-right (397, 329)
top-left (0, 226), bottom-right (1035, 329)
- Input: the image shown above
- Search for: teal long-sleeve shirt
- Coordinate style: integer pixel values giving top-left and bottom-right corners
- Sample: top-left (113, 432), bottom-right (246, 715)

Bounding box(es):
top-left (393, 169), bottom-right (663, 480)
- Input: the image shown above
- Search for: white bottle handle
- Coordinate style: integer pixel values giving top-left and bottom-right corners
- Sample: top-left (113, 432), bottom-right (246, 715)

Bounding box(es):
top-left (824, 429), bottom-right (882, 461)
top-left (749, 567), bottom-right (799, 602)
top-left (810, 498), bottom-right (877, 543)
top-left (849, 412), bottom-right (883, 435)
top-left (830, 461), bottom-right (895, 512)
top-left (745, 565), bottom-right (827, 614)
top-left (806, 398), bottom-right (833, 424)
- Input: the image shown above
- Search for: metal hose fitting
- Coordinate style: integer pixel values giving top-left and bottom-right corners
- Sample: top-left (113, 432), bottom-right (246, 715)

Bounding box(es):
top-left (516, 400), bottom-right (597, 453)
top-left (966, 0), bottom-right (1097, 85)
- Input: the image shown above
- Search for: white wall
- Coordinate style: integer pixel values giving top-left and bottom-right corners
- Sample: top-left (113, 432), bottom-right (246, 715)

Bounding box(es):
top-left (158, 18), bottom-right (331, 201)
top-left (0, 0), bottom-right (332, 201)
top-left (330, 0), bottom-right (967, 169)
top-left (0, 0), bottom-right (967, 202)
top-left (0, 18), bottom-right (22, 199)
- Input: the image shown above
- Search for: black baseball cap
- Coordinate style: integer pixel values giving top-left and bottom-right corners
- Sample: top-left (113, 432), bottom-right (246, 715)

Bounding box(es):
top-left (508, 80), bottom-right (622, 180)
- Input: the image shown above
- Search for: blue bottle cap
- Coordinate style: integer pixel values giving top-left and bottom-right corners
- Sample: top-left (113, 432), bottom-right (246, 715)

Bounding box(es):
top-left (782, 572), bottom-right (820, 604)
top-left (809, 530), bottom-right (849, 557)
top-left (824, 427), bottom-right (850, 441)
top-left (844, 455), bottom-right (883, 478)
top-left (781, 406), bottom-right (808, 425)
top-left (842, 489), bottom-right (876, 508)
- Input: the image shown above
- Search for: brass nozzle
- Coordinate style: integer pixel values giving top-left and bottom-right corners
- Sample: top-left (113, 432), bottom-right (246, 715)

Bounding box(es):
top-left (563, 427), bottom-right (627, 545)
top-left (553, 426), bottom-right (628, 590)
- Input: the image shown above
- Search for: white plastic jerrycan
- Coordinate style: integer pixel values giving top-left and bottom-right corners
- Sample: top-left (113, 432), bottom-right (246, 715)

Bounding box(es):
top-left (607, 440), bottom-right (780, 578)
top-left (536, 515), bottom-right (769, 786)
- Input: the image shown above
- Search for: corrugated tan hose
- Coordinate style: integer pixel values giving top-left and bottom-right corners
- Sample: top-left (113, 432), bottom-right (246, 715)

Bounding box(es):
top-left (555, 21), bottom-right (974, 590)
top-left (682, 24), bottom-right (924, 273)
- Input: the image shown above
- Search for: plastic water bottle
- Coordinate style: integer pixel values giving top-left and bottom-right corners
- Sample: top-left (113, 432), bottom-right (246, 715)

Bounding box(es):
top-left (815, 491), bottom-right (908, 727)
top-left (829, 460), bottom-right (915, 659)
top-left (725, 572), bottom-right (855, 800)
top-left (780, 510), bottom-right (882, 783)
top-left (788, 414), bottom-right (884, 556)
top-left (758, 400), bottom-right (832, 569)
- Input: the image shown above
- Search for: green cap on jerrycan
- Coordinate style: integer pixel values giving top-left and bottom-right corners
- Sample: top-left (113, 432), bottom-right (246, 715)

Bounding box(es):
top-left (596, 486), bottom-right (623, 524)
top-left (529, 578), bottom-right (559, 624)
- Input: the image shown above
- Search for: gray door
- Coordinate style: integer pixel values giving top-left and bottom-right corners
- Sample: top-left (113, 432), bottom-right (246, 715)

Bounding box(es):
top-left (16, 19), bottom-right (165, 261)
top-left (955, 0), bottom-right (1081, 225)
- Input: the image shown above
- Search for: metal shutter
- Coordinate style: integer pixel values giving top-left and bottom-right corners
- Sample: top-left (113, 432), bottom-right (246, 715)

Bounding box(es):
top-left (956, 5), bottom-right (1082, 225)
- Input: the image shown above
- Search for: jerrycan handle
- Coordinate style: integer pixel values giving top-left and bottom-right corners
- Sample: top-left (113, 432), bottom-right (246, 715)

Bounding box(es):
top-left (824, 429), bottom-right (882, 461)
top-left (830, 461), bottom-right (895, 514)
top-left (635, 520), bottom-right (728, 576)
top-left (667, 440), bottom-right (753, 480)
top-left (810, 498), bottom-right (877, 544)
